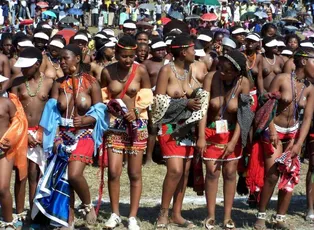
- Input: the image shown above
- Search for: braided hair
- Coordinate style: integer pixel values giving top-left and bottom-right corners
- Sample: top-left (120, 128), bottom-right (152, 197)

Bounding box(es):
top-left (170, 34), bottom-right (193, 59)
top-left (221, 50), bottom-right (247, 77)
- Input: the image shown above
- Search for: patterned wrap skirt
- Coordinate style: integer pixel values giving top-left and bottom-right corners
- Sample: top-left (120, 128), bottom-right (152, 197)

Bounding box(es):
top-left (105, 118), bottom-right (148, 155)
top-left (59, 127), bottom-right (94, 164)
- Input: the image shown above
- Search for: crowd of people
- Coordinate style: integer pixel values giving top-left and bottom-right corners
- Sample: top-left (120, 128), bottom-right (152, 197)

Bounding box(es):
top-left (1, 0), bottom-right (314, 230)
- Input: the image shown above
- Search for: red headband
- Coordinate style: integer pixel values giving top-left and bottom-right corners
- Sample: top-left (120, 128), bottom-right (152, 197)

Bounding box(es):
top-left (117, 43), bottom-right (138, 50)
top-left (171, 43), bottom-right (195, 49)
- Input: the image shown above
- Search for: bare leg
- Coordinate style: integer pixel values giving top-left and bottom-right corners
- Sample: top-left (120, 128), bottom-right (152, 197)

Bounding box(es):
top-left (222, 160), bottom-right (238, 222)
top-left (127, 151), bottom-right (144, 217)
top-left (28, 160), bottom-right (40, 210)
top-left (68, 160), bottom-right (96, 224)
top-left (156, 158), bottom-right (185, 225)
top-left (14, 169), bottom-right (27, 214)
top-left (0, 156), bottom-right (14, 222)
top-left (145, 134), bottom-right (156, 165)
top-left (205, 160), bottom-right (222, 220)
top-left (255, 143), bottom-right (282, 227)
top-left (107, 148), bottom-right (123, 215)
top-left (306, 143), bottom-right (314, 218)
top-left (171, 159), bottom-right (192, 225)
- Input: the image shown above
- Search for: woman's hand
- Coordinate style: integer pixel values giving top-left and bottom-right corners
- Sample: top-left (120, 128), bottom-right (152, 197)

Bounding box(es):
top-left (73, 116), bottom-right (85, 127)
top-left (222, 141), bottom-right (236, 159)
top-left (187, 98), bottom-right (201, 111)
top-left (28, 134), bottom-right (39, 148)
top-left (124, 110), bottom-right (137, 122)
top-left (286, 142), bottom-right (301, 158)
top-left (269, 131), bottom-right (278, 149)
top-left (0, 138), bottom-right (11, 151)
top-left (53, 139), bottom-right (63, 154)
top-left (196, 137), bottom-right (207, 155)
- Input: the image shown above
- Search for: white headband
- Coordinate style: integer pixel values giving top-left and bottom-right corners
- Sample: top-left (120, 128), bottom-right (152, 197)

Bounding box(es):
top-left (246, 34), bottom-right (260, 42)
top-left (151, 41), bottom-right (167, 49)
top-left (265, 39), bottom-right (278, 47)
top-left (34, 32), bottom-right (49, 41)
top-left (123, 22), bottom-right (137, 29)
top-left (281, 50), bottom-right (293, 55)
top-left (277, 41), bottom-right (286, 47)
top-left (232, 28), bottom-right (246, 35)
top-left (50, 40), bottom-right (64, 49)
top-left (18, 40), bottom-right (34, 47)
top-left (300, 42), bottom-right (314, 48)
top-left (74, 34), bottom-right (88, 42)
top-left (197, 34), bottom-right (212, 43)
top-left (95, 34), bottom-right (107, 39)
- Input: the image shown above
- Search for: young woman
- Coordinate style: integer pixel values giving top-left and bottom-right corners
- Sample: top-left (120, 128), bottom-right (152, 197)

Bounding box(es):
top-left (135, 42), bottom-right (149, 63)
top-left (45, 35), bottom-right (66, 79)
top-left (306, 119), bottom-right (314, 222)
top-left (154, 35), bottom-right (209, 229)
top-left (91, 38), bottom-right (115, 82)
top-left (198, 50), bottom-right (250, 230)
top-left (285, 34), bottom-right (300, 53)
top-left (0, 77), bottom-right (28, 230)
top-left (261, 36), bottom-right (284, 92)
top-left (260, 23), bottom-right (277, 38)
top-left (254, 47), bottom-right (314, 229)
top-left (39, 44), bottom-right (106, 228)
top-left (100, 35), bottom-right (153, 230)
top-left (135, 31), bottom-right (150, 44)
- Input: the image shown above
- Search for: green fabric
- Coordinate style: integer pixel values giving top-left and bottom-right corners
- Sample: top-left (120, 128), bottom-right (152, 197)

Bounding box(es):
top-left (193, 0), bottom-right (220, 6)
top-left (165, 124), bottom-right (173, 135)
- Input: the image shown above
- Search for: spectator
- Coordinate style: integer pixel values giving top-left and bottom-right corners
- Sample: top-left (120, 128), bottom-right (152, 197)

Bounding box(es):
top-left (108, 0), bottom-right (116, 27)
top-left (30, 0), bottom-right (36, 18)
top-left (82, 0), bottom-right (90, 27)
top-left (100, 3), bottom-right (108, 27)
top-left (91, 0), bottom-right (99, 27)
top-left (2, 1), bottom-right (9, 23)
top-left (119, 8), bottom-right (129, 29)
top-left (155, 0), bottom-right (162, 21)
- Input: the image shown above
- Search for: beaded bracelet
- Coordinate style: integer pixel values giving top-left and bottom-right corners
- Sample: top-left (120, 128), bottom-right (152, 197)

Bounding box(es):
top-left (133, 108), bottom-right (140, 119)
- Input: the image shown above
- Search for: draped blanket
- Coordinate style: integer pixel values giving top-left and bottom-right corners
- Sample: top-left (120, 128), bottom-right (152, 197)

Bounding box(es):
top-left (32, 146), bottom-right (70, 227)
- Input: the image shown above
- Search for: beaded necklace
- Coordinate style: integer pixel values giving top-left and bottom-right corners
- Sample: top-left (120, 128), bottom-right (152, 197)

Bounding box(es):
top-left (25, 72), bottom-right (44, 97)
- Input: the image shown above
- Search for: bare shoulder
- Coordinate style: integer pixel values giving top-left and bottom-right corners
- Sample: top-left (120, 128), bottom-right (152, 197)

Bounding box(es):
top-left (0, 97), bottom-right (14, 109)
top-left (0, 53), bottom-right (9, 62)
top-left (137, 63), bottom-right (148, 74)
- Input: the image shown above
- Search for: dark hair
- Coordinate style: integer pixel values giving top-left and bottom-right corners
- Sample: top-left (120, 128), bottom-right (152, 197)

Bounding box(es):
top-left (261, 23), bottom-right (277, 38)
top-left (94, 39), bottom-right (112, 62)
top-left (116, 35), bottom-right (137, 52)
top-left (0, 33), bottom-right (12, 46)
top-left (50, 34), bottom-right (66, 46)
top-left (20, 47), bottom-right (43, 65)
top-left (170, 34), bottom-right (193, 59)
top-left (221, 50), bottom-right (247, 77)
top-left (285, 34), bottom-right (300, 46)
top-left (294, 47), bottom-right (314, 68)
top-left (262, 36), bottom-right (276, 48)
top-left (63, 44), bottom-right (91, 73)
top-left (13, 33), bottom-right (29, 48)
top-left (137, 42), bottom-right (149, 49)
top-left (214, 31), bottom-right (224, 42)
top-left (135, 31), bottom-right (149, 40)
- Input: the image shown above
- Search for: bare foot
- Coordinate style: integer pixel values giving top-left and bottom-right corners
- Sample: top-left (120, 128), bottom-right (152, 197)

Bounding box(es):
top-left (254, 219), bottom-right (266, 230)
top-left (86, 206), bottom-right (97, 225)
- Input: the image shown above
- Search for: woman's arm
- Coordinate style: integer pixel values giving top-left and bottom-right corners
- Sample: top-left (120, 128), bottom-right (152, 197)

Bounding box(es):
top-left (290, 87), bottom-right (314, 157)
top-left (257, 55), bottom-right (264, 94)
top-left (155, 65), bottom-right (170, 95)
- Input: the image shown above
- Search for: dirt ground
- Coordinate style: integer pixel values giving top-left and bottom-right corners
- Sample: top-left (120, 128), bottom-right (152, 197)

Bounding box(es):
top-left (7, 160), bottom-right (313, 230)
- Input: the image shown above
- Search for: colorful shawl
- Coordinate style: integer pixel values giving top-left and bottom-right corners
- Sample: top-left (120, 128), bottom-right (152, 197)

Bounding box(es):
top-left (237, 94), bottom-right (254, 147)
top-left (275, 151), bottom-right (300, 192)
top-left (32, 145), bottom-right (70, 227)
top-left (254, 92), bottom-right (281, 138)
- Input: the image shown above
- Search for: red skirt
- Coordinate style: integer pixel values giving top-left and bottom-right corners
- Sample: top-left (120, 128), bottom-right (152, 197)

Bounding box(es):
top-left (203, 128), bottom-right (242, 161)
top-left (158, 124), bottom-right (194, 159)
top-left (250, 88), bottom-right (258, 113)
top-left (59, 127), bottom-right (94, 164)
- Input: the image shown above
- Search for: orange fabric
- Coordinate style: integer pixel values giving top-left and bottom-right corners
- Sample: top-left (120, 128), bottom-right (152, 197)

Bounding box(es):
top-left (60, 73), bottom-right (97, 94)
top-left (0, 94), bottom-right (28, 180)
